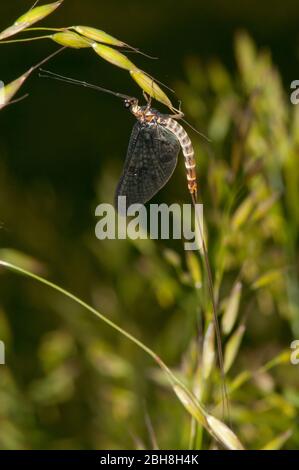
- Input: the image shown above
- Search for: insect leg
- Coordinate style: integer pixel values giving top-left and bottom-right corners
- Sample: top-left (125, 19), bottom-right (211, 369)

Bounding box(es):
top-left (171, 111), bottom-right (185, 119)
top-left (143, 91), bottom-right (152, 112)
top-left (164, 102), bottom-right (184, 120)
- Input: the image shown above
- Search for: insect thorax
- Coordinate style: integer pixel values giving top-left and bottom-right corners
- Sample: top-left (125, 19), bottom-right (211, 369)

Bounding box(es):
top-left (130, 104), bottom-right (167, 126)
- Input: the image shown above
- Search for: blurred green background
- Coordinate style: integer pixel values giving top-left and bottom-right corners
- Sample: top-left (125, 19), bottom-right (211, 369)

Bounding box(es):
top-left (0, 0), bottom-right (299, 450)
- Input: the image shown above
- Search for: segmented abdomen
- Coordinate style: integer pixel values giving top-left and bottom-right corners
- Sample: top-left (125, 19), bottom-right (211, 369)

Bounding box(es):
top-left (163, 118), bottom-right (197, 197)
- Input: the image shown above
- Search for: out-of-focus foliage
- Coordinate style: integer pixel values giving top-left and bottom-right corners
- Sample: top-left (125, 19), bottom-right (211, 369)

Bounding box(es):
top-left (0, 20), bottom-right (299, 450)
top-left (174, 31), bottom-right (299, 449)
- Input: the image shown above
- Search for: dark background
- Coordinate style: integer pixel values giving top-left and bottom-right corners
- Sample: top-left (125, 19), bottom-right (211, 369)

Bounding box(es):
top-left (1, 0), bottom-right (299, 211)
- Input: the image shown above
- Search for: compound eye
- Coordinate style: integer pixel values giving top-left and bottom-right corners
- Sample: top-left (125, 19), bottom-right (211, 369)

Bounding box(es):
top-left (124, 100), bottom-right (130, 108)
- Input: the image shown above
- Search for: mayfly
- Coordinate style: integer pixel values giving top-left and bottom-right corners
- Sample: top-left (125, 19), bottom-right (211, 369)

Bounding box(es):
top-left (39, 69), bottom-right (197, 207)
top-left (39, 69), bottom-right (230, 419)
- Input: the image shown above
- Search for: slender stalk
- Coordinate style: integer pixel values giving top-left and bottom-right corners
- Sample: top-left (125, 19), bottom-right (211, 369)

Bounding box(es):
top-left (27, 46), bottom-right (66, 74)
top-left (189, 417), bottom-right (201, 450)
top-left (191, 192), bottom-right (230, 423)
top-left (0, 260), bottom-right (244, 449)
top-left (1, 94), bottom-right (29, 108)
top-left (22, 27), bottom-right (157, 60)
top-left (23, 27), bottom-right (70, 32)
top-left (0, 259), bottom-right (205, 415)
top-left (0, 35), bottom-right (52, 44)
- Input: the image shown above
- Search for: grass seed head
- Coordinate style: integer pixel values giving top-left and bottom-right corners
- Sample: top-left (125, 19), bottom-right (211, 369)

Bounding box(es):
top-left (0, 73), bottom-right (28, 110)
top-left (16, 1), bottom-right (63, 25)
top-left (130, 69), bottom-right (173, 109)
top-left (0, 23), bottom-right (30, 41)
top-left (222, 282), bottom-right (242, 335)
top-left (173, 384), bottom-right (207, 427)
top-left (206, 414), bottom-right (245, 450)
top-left (224, 324), bottom-right (246, 373)
top-left (0, 1), bottom-right (63, 40)
top-left (52, 31), bottom-right (91, 48)
top-left (202, 322), bottom-right (215, 380)
top-left (92, 43), bottom-right (137, 70)
top-left (74, 26), bottom-right (123, 47)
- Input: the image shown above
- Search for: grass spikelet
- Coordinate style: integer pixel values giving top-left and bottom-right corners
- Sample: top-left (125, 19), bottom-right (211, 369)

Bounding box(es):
top-left (252, 269), bottom-right (283, 290)
top-left (92, 43), bottom-right (137, 70)
top-left (0, 1), bottom-right (63, 40)
top-left (74, 26), bottom-right (156, 59)
top-left (173, 384), bottom-right (207, 427)
top-left (222, 282), bottom-right (242, 335)
top-left (0, 73), bottom-right (29, 110)
top-left (186, 251), bottom-right (202, 289)
top-left (261, 429), bottom-right (292, 450)
top-left (231, 195), bottom-right (255, 230)
top-left (0, 47), bottom-right (64, 110)
top-left (130, 69), bottom-right (173, 108)
top-left (206, 415), bottom-right (245, 450)
top-left (74, 26), bottom-right (124, 47)
top-left (52, 30), bottom-right (91, 48)
top-left (224, 324), bottom-right (246, 373)
top-left (0, 24), bottom-right (30, 41)
top-left (202, 322), bottom-right (215, 380)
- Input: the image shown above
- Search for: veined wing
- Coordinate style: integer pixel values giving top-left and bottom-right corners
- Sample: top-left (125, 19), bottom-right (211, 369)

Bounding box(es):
top-left (115, 122), bottom-right (180, 207)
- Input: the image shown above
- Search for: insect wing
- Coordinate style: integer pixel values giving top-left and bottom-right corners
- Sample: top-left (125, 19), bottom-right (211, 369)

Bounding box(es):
top-left (115, 122), bottom-right (180, 207)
